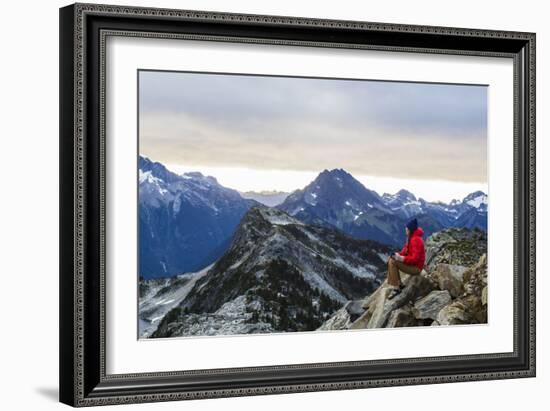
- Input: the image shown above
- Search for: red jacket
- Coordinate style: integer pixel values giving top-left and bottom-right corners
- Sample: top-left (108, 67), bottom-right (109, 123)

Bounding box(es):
top-left (398, 227), bottom-right (425, 270)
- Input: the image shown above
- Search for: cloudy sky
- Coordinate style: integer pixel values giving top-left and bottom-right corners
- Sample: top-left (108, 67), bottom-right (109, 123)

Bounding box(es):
top-left (139, 70), bottom-right (487, 202)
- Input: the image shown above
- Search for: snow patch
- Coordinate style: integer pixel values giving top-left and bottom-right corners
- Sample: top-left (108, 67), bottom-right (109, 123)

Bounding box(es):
top-left (138, 263), bottom-right (213, 338)
top-left (466, 194), bottom-right (488, 208)
top-left (301, 270), bottom-right (346, 303)
top-left (259, 208), bottom-right (303, 226)
top-left (268, 216), bottom-right (299, 226)
top-left (333, 257), bottom-right (376, 280)
top-left (229, 251), bottom-right (252, 270)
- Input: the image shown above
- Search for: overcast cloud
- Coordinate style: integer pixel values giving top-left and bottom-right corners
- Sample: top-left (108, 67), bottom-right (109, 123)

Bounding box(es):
top-left (139, 70), bottom-right (487, 191)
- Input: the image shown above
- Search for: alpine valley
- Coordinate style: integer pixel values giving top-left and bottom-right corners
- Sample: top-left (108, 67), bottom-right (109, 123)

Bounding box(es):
top-left (138, 156), bottom-right (488, 338)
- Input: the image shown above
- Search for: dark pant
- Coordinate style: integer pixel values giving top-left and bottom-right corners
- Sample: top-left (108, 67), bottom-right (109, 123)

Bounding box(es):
top-left (387, 256), bottom-right (421, 287)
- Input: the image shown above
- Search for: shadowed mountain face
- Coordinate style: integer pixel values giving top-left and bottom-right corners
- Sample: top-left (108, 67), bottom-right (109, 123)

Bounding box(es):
top-left (146, 206), bottom-right (392, 337)
top-left (278, 169), bottom-right (486, 246)
top-left (139, 156), bottom-right (256, 279)
top-left (277, 169), bottom-right (406, 245)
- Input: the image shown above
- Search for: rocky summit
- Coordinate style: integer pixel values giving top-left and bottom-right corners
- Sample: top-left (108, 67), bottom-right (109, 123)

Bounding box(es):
top-left (424, 227), bottom-right (487, 271)
top-left (318, 228), bottom-right (488, 330)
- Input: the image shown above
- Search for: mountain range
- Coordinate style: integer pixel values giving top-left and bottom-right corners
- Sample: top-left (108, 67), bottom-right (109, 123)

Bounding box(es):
top-left (277, 168), bottom-right (487, 246)
top-left (138, 156), bottom-right (487, 280)
top-left (142, 205), bottom-right (391, 337)
top-left (139, 156), bottom-right (256, 279)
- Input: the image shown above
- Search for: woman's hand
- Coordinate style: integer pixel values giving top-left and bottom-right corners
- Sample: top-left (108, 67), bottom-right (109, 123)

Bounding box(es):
top-left (393, 253), bottom-right (404, 262)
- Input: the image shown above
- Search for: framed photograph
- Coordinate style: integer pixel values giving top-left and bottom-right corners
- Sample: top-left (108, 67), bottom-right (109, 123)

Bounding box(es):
top-left (59, 3), bottom-right (536, 407)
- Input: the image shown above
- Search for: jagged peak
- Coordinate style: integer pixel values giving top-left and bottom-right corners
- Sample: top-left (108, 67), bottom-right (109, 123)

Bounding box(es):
top-left (308, 168), bottom-right (373, 195)
top-left (463, 190), bottom-right (487, 201)
top-left (138, 155), bottom-right (180, 184)
top-left (395, 189), bottom-right (417, 201)
top-left (318, 168), bottom-right (353, 179)
top-left (462, 191), bottom-right (488, 208)
top-left (182, 171), bottom-right (219, 185)
top-left (139, 156), bottom-right (222, 187)
top-left (183, 171), bottom-right (204, 178)
top-left (139, 154), bottom-right (151, 163)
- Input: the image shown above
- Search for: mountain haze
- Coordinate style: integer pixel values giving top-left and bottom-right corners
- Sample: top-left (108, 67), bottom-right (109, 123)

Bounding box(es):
top-left (239, 190), bottom-right (289, 207)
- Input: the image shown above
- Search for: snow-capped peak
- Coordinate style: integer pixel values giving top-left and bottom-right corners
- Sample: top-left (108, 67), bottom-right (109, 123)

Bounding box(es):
top-left (139, 170), bottom-right (159, 185)
top-left (463, 191), bottom-right (488, 208)
top-left (395, 189), bottom-right (417, 201)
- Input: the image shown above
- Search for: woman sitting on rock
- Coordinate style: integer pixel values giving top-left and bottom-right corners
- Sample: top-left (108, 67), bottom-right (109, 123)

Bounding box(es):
top-left (387, 218), bottom-right (426, 300)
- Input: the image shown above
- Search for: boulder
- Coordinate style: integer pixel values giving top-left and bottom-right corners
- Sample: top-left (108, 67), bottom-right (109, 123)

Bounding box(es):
top-left (317, 300), bottom-right (365, 331)
top-left (436, 294), bottom-right (486, 325)
top-left (481, 286), bottom-right (488, 306)
top-left (351, 288), bottom-right (390, 329)
top-left (317, 306), bottom-right (352, 331)
top-left (386, 305), bottom-right (419, 327)
top-left (462, 294), bottom-right (487, 323)
top-left (463, 254), bottom-right (488, 297)
top-left (413, 290), bottom-right (452, 320)
top-left (429, 264), bottom-right (468, 298)
top-left (345, 300), bottom-right (367, 321)
top-left (351, 273), bottom-right (435, 329)
top-left (361, 281), bottom-right (387, 310)
top-left (436, 300), bottom-right (472, 325)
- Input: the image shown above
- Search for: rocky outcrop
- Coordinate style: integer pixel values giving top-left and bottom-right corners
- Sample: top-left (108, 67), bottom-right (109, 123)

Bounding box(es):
top-left (424, 228), bottom-right (487, 271)
top-left (428, 264), bottom-right (468, 298)
top-left (436, 294), bottom-right (485, 325)
top-left (317, 300), bottom-right (364, 331)
top-left (413, 290), bottom-right (452, 320)
top-left (386, 305), bottom-right (419, 327)
top-left (348, 274), bottom-right (436, 329)
top-left (319, 228), bottom-right (488, 331)
top-left (463, 253), bottom-right (488, 296)
top-left (482, 286), bottom-right (488, 306)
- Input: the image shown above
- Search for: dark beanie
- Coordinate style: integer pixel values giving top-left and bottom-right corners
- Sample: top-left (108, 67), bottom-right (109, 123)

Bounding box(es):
top-left (406, 218), bottom-right (418, 233)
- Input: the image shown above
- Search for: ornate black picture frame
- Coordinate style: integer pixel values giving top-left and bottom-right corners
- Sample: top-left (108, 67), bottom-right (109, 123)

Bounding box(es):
top-left (59, 3), bottom-right (535, 407)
